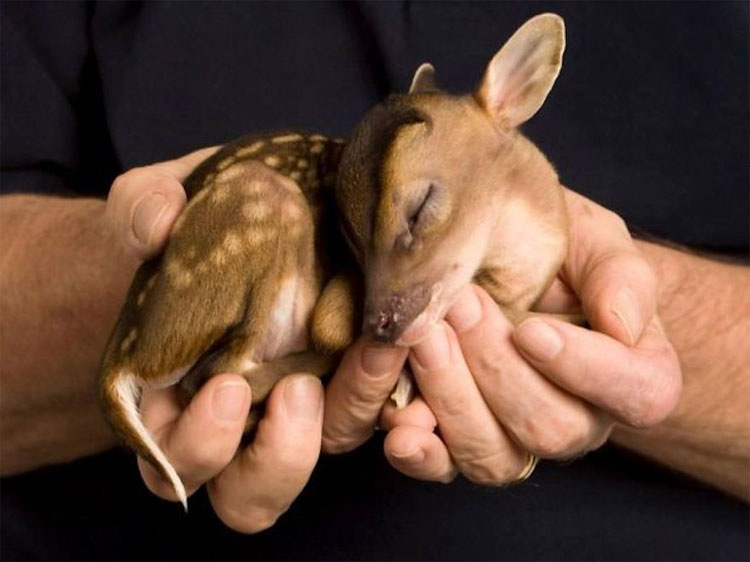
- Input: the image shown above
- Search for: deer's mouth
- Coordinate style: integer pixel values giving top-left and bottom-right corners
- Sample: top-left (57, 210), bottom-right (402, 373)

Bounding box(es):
top-left (394, 283), bottom-right (447, 346)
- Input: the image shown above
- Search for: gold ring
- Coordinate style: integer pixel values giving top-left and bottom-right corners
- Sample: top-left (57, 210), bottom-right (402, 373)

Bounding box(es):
top-left (516, 452), bottom-right (539, 483)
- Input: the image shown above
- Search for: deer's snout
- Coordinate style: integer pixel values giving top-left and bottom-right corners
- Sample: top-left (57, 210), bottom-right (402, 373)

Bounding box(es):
top-left (363, 285), bottom-right (430, 344)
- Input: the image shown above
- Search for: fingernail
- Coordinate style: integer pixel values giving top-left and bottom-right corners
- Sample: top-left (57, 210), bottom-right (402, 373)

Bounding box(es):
top-left (211, 381), bottom-right (249, 422)
top-left (390, 447), bottom-right (426, 465)
top-left (132, 193), bottom-right (169, 246)
top-left (611, 288), bottom-right (642, 346)
top-left (362, 345), bottom-right (404, 377)
top-left (445, 286), bottom-right (483, 333)
top-left (411, 323), bottom-right (451, 371)
top-left (285, 376), bottom-right (322, 422)
top-left (515, 319), bottom-right (563, 362)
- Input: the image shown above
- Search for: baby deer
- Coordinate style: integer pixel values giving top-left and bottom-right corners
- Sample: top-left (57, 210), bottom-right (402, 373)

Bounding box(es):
top-left (99, 14), bottom-right (569, 509)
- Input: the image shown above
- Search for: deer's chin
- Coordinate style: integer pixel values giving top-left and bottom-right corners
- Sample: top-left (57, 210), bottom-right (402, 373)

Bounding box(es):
top-left (396, 282), bottom-right (451, 346)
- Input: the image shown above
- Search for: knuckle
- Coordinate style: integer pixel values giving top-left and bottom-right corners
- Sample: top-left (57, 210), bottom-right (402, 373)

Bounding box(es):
top-left (111, 166), bottom-right (181, 202)
top-left (431, 389), bottom-right (475, 420)
top-left (602, 209), bottom-right (629, 236)
top-left (522, 415), bottom-right (588, 459)
top-left (273, 447), bottom-right (317, 476)
top-left (207, 482), bottom-right (287, 534)
top-left (467, 344), bottom-right (513, 387)
top-left (459, 452), bottom-right (518, 486)
top-left (111, 167), bottom-right (147, 195)
top-left (625, 365), bottom-right (682, 428)
top-left (181, 444), bottom-right (224, 475)
top-left (149, 174), bottom-right (182, 197)
top-left (354, 377), bottom-right (393, 405)
top-left (474, 346), bottom-right (508, 376)
top-left (215, 502), bottom-right (282, 534)
top-left (321, 429), bottom-right (365, 454)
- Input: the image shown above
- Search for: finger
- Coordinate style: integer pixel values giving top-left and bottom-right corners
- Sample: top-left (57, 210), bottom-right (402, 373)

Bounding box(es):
top-left (156, 146), bottom-right (220, 181)
top-left (446, 286), bottom-right (610, 459)
top-left (513, 316), bottom-right (682, 428)
top-left (322, 337), bottom-right (408, 454)
top-left (208, 375), bottom-right (323, 534)
top-left (533, 277), bottom-right (581, 314)
top-left (138, 373), bottom-right (250, 501)
top-left (562, 188), bottom-right (657, 346)
top-left (383, 425), bottom-right (457, 483)
top-left (106, 146), bottom-right (219, 260)
top-left (409, 321), bottom-right (528, 485)
top-left (380, 395), bottom-right (437, 432)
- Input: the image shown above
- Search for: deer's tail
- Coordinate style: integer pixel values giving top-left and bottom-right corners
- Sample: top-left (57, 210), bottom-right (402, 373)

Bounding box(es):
top-left (100, 368), bottom-right (187, 510)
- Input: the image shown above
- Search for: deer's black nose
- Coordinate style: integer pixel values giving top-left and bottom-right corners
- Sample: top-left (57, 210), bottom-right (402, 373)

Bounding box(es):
top-left (364, 309), bottom-right (403, 343)
top-left (362, 285), bottom-right (429, 344)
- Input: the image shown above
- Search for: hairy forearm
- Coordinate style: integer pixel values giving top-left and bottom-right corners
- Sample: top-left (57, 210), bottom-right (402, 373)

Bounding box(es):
top-left (0, 194), bottom-right (137, 474)
top-left (612, 240), bottom-right (750, 500)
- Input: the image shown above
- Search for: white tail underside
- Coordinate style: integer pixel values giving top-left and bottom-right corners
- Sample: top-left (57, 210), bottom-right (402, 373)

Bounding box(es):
top-left (112, 371), bottom-right (187, 510)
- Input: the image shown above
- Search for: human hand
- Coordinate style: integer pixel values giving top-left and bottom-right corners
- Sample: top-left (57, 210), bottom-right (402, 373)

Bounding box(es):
top-left (105, 152), bottom-right (324, 532)
top-left (323, 188), bottom-right (682, 485)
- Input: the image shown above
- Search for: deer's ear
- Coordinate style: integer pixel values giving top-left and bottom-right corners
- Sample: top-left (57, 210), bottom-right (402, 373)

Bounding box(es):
top-left (409, 63), bottom-right (437, 94)
top-left (476, 13), bottom-right (565, 129)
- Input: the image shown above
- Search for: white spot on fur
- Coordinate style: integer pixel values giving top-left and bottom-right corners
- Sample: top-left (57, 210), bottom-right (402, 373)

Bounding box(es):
top-left (121, 328), bottom-right (138, 351)
top-left (217, 157), bottom-right (235, 171)
top-left (191, 187), bottom-right (210, 204)
top-left (224, 232), bottom-right (242, 254)
top-left (211, 185), bottom-right (230, 202)
top-left (310, 143), bottom-right (324, 154)
top-left (173, 213), bottom-right (186, 232)
top-left (282, 200), bottom-right (303, 220)
top-left (210, 247), bottom-right (228, 266)
top-left (264, 156), bottom-right (281, 168)
top-left (166, 261), bottom-right (194, 288)
top-left (217, 165), bottom-right (243, 183)
top-left (272, 134), bottom-right (302, 144)
top-left (243, 181), bottom-right (266, 196)
top-left (237, 358), bottom-right (259, 372)
top-left (245, 226), bottom-right (273, 246)
top-left (242, 201), bottom-right (272, 222)
top-left (236, 141), bottom-right (264, 157)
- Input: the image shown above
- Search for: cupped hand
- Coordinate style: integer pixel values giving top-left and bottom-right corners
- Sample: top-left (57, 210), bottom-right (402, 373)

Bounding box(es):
top-left (105, 151), bottom-right (324, 533)
top-left (323, 187), bottom-right (682, 486)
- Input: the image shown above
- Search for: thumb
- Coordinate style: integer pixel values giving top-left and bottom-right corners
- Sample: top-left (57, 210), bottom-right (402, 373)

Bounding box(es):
top-left (106, 147), bottom-right (218, 261)
top-left (562, 188), bottom-right (657, 346)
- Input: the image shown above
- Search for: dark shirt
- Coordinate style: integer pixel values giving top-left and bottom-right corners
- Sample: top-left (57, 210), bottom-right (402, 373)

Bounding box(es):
top-left (1, 2), bottom-right (748, 560)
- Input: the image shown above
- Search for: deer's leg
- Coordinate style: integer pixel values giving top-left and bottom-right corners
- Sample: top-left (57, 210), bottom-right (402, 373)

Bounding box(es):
top-left (310, 270), bottom-right (362, 354)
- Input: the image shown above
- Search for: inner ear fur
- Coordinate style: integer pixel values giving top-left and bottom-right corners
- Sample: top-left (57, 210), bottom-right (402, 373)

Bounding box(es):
top-left (476, 13), bottom-right (565, 129)
top-left (409, 63), bottom-right (437, 94)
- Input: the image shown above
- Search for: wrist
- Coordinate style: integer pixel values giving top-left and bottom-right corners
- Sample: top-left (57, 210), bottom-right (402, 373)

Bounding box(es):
top-left (616, 239), bottom-right (750, 500)
top-left (0, 194), bottom-right (137, 473)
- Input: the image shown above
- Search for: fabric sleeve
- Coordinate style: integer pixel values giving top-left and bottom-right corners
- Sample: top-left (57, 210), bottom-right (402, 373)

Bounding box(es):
top-left (1, 1), bottom-right (119, 197)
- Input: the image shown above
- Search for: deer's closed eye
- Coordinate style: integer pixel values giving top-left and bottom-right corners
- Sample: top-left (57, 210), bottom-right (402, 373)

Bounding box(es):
top-left (407, 183), bottom-right (434, 232)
